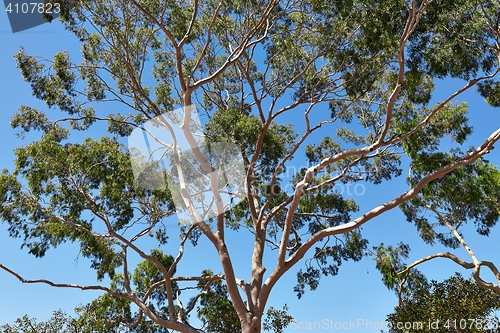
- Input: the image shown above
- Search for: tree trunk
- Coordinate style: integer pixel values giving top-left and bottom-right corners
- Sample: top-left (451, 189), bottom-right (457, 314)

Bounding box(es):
top-left (242, 314), bottom-right (262, 333)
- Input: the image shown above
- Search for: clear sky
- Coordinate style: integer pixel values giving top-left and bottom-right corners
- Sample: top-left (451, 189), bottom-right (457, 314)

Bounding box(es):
top-left (1, 9), bottom-right (500, 333)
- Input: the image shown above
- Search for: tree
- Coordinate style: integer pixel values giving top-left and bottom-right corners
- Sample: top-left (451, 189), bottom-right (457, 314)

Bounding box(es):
top-left (0, 310), bottom-right (77, 333)
top-left (2, 293), bottom-right (291, 333)
top-left (2, 0), bottom-right (500, 332)
top-left (194, 269), bottom-right (242, 333)
top-left (385, 273), bottom-right (500, 333)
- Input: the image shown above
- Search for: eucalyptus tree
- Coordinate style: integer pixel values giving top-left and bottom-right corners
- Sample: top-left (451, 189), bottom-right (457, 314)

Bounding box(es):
top-left (2, 0), bottom-right (500, 332)
top-left (385, 273), bottom-right (500, 333)
top-left (0, 310), bottom-right (76, 333)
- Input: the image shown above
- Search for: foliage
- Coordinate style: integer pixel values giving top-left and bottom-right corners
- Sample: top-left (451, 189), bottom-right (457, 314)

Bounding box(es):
top-left (194, 269), bottom-right (242, 333)
top-left (0, 306), bottom-right (170, 333)
top-left (0, 310), bottom-right (76, 333)
top-left (263, 305), bottom-right (294, 333)
top-left (385, 273), bottom-right (500, 333)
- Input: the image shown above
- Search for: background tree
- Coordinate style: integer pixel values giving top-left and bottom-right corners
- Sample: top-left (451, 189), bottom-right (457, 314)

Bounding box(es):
top-left (0, 310), bottom-right (77, 333)
top-left (385, 273), bottom-right (500, 333)
top-left (2, 0), bottom-right (500, 332)
top-left (2, 295), bottom-right (292, 333)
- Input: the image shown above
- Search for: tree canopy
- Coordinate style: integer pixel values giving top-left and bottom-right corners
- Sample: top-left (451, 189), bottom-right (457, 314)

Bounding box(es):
top-left (385, 273), bottom-right (500, 333)
top-left (2, 0), bottom-right (500, 332)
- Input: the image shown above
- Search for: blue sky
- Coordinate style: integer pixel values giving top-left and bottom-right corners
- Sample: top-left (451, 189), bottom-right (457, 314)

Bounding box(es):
top-left (1, 10), bottom-right (500, 333)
